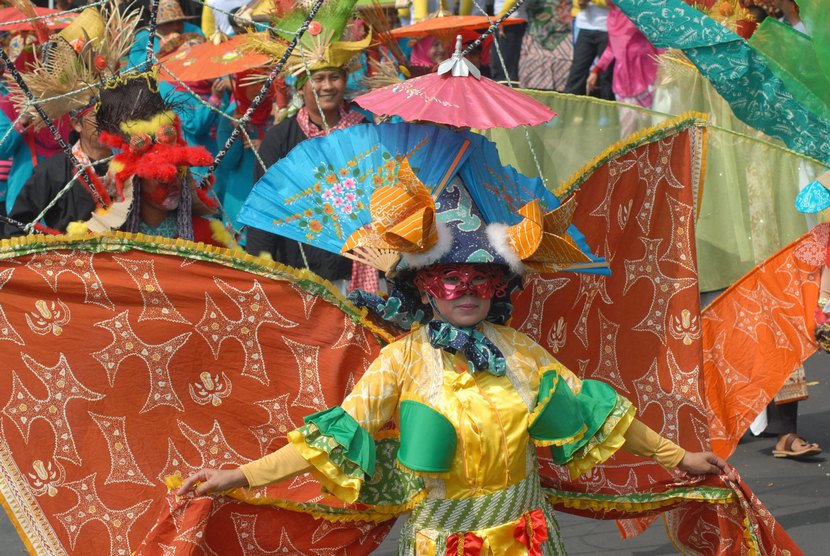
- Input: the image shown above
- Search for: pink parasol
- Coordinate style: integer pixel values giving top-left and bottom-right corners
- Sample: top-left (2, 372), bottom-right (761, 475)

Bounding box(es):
top-left (0, 6), bottom-right (75, 31)
top-left (354, 37), bottom-right (555, 129)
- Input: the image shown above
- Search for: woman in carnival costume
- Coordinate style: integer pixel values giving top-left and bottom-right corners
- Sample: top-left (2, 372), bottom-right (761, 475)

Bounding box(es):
top-left (178, 123), bottom-right (731, 553)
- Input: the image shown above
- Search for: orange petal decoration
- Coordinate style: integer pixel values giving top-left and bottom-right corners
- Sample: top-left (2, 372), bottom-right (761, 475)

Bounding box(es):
top-left (507, 197), bottom-right (592, 273)
top-left (506, 199), bottom-right (544, 260)
top-left (343, 157), bottom-right (438, 254)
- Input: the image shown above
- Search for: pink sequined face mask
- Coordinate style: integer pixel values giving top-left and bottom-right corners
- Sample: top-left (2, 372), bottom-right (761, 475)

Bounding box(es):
top-left (415, 264), bottom-right (508, 301)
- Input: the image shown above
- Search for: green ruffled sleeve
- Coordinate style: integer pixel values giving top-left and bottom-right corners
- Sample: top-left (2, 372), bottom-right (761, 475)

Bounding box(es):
top-left (529, 367), bottom-right (635, 479)
top-left (287, 406), bottom-right (376, 504)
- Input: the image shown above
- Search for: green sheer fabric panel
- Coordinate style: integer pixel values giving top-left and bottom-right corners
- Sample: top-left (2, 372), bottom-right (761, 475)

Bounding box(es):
top-left (799, 0), bottom-right (830, 84)
top-left (748, 18), bottom-right (830, 122)
top-left (481, 85), bottom-right (829, 292)
top-left (612, 0), bottom-right (830, 163)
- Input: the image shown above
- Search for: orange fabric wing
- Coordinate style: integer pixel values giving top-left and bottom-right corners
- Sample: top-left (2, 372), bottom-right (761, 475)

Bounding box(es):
top-left (0, 236), bottom-right (393, 555)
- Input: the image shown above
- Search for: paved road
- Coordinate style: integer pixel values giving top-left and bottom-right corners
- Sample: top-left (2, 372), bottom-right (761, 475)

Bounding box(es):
top-left (0, 359), bottom-right (826, 555)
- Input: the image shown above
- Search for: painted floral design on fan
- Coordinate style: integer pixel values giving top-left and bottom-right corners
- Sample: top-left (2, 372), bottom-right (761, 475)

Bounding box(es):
top-left (276, 136), bottom-right (431, 242)
top-left (25, 299), bottom-right (70, 336)
top-left (275, 146), bottom-right (377, 240)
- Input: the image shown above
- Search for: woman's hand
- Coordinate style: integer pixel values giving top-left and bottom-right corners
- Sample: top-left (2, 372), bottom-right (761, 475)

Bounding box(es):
top-left (586, 71), bottom-right (598, 94)
top-left (211, 76), bottom-right (233, 97)
top-left (176, 467), bottom-right (248, 496)
top-left (678, 451), bottom-right (736, 480)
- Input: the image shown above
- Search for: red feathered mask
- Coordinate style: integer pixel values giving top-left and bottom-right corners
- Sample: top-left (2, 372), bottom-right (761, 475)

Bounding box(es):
top-left (98, 115), bottom-right (215, 205)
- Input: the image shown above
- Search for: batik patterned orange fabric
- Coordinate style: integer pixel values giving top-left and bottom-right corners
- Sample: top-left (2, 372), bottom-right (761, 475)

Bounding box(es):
top-left (511, 121), bottom-right (801, 554)
top-left (0, 235), bottom-right (394, 555)
top-left (702, 225), bottom-right (822, 458)
top-left (0, 119), bottom-right (804, 555)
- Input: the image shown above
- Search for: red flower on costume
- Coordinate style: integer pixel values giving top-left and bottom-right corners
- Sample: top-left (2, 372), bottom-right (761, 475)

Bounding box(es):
top-left (513, 509), bottom-right (549, 556)
top-left (444, 531), bottom-right (483, 555)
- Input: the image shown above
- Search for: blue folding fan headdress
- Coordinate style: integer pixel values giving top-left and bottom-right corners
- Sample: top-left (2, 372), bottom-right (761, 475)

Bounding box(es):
top-left (237, 122), bottom-right (607, 276)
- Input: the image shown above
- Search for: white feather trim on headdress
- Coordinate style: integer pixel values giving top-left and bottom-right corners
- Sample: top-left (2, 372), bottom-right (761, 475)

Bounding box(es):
top-left (487, 223), bottom-right (529, 275)
top-left (400, 221), bottom-right (453, 269)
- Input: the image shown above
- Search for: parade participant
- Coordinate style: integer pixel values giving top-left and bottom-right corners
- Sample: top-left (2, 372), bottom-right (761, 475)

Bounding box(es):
top-left (564, 0), bottom-right (614, 99)
top-left (244, 0), bottom-right (370, 288)
top-left (128, 0), bottom-right (200, 69)
top-left (0, 36), bottom-right (71, 215)
top-left (3, 5), bottom-right (138, 236)
top-left (79, 72), bottom-right (229, 246)
top-left (4, 107), bottom-right (109, 237)
top-left (158, 34), bottom-right (230, 156)
top-left (410, 35), bottom-right (445, 72)
top-left (488, 0), bottom-right (529, 85)
top-left (585, 2), bottom-right (659, 135)
top-left (127, 0), bottom-right (227, 156)
top-left (585, 3), bottom-right (659, 109)
top-left (213, 69), bottom-right (276, 229)
top-left (181, 124), bottom-right (731, 553)
top-left (201, 0), bottom-right (248, 38)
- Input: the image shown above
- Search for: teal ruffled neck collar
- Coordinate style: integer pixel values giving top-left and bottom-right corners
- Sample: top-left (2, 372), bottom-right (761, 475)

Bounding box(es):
top-left (426, 320), bottom-right (507, 376)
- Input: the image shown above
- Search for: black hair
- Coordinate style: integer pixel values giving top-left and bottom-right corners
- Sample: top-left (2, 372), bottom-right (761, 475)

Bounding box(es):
top-left (746, 5), bottom-right (768, 23)
top-left (96, 74), bottom-right (169, 135)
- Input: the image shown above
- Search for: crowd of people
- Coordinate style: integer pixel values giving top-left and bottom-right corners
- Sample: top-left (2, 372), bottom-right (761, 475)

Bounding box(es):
top-left (0, 0), bottom-right (805, 243)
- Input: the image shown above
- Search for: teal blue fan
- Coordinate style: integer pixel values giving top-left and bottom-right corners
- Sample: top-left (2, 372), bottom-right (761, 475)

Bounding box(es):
top-left (238, 122), bottom-right (605, 271)
top-left (237, 123), bottom-right (473, 254)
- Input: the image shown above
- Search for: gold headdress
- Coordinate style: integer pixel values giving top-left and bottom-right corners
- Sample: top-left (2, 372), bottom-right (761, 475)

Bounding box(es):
top-left (245, 0), bottom-right (371, 77)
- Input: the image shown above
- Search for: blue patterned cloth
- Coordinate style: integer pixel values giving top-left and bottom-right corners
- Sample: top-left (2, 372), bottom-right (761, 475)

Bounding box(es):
top-left (427, 321), bottom-right (507, 376)
top-left (795, 180), bottom-right (830, 214)
top-left (138, 215), bottom-right (178, 238)
top-left (613, 0), bottom-right (830, 164)
top-left (347, 289), bottom-right (426, 332)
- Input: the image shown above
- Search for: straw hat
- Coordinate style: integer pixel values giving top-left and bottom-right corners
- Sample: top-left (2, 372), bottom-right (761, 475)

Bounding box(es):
top-left (8, 5), bottom-right (140, 122)
top-left (58, 7), bottom-right (105, 46)
top-left (246, 0), bottom-right (371, 76)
